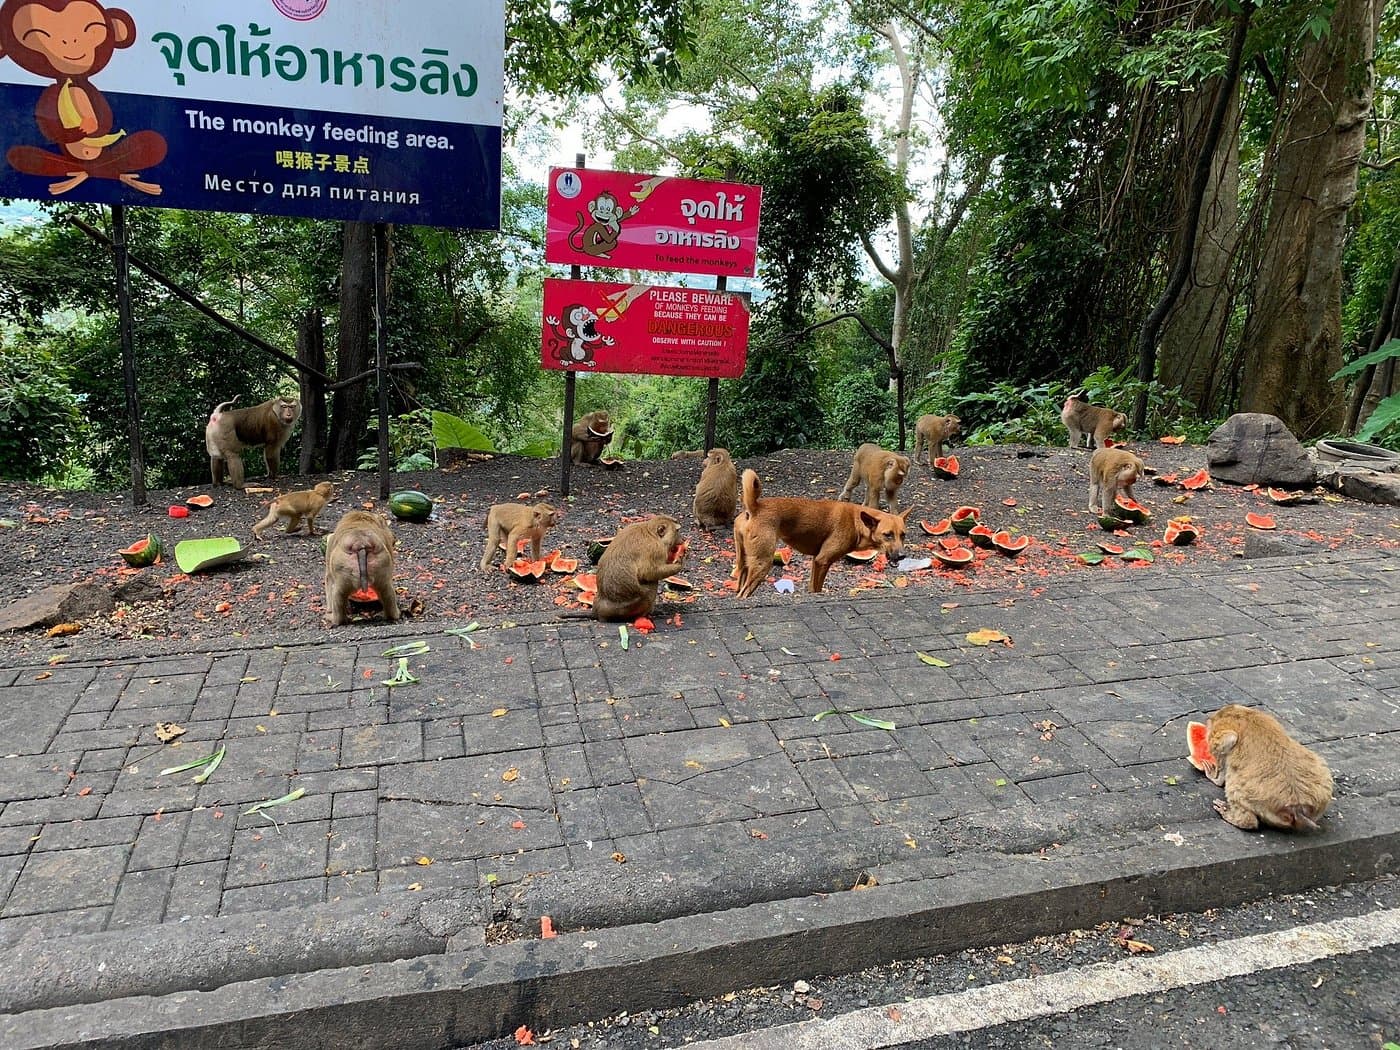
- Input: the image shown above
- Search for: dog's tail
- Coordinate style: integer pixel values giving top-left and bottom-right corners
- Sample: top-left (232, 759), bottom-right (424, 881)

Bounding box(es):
top-left (741, 469), bottom-right (762, 515)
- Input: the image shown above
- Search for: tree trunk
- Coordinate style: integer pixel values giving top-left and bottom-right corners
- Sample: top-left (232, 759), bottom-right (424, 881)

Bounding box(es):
top-left (1159, 79), bottom-right (1241, 416)
top-left (1238, 0), bottom-right (1381, 438)
top-left (297, 308), bottom-right (327, 474)
top-left (328, 222), bottom-right (375, 469)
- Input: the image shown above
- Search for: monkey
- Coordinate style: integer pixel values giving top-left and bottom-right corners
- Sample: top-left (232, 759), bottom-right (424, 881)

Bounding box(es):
top-left (592, 515), bottom-right (686, 621)
top-left (570, 410), bottom-right (614, 465)
top-left (567, 191), bottom-right (639, 258)
top-left (912, 414), bottom-right (961, 466)
top-left (1087, 447), bottom-right (1146, 515)
top-left (480, 502), bottom-right (561, 571)
top-left (670, 449), bottom-right (706, 460)
top-left (691, 447), bottom-right (738, 530)
top-left (1062, 395), bottom-right (1128, 450)
top-left (0, 0), bottom-right (167, 196)
top-left (205, 395), bottom-right (302, 488)
top-left (252, 481), bottom-right (334, 540)
top-left (544, 304), bottom-right (613, 367)
top-left (838, 443), bottom-right (912, 514)
top-left (1201, 704), bottom-right (1333, 832)
top-left (323, 510), bottom-right (399, 627)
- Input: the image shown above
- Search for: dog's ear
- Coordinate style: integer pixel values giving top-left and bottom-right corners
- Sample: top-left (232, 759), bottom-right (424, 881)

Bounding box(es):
top-left (899, 507), bottom-right (913, 523)
top-left (858, 509), bottom-right (881, 532)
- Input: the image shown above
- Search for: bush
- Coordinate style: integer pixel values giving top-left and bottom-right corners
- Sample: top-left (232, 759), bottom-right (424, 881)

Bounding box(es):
top-left (828, 369), bottom-right (896, 448)
top-left (0, 343), bottom-right (83, 482)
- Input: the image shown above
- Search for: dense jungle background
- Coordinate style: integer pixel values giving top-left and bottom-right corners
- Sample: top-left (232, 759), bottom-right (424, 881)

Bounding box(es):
top-left (1, 0), bottom-right (1399, 490)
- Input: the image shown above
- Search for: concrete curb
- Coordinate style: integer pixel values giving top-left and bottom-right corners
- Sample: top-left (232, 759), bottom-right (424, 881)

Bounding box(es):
top-left (4, 795), bottom-right (1398, 1050)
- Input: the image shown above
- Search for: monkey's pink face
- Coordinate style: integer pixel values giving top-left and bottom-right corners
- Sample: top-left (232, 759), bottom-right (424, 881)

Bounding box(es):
top-left (275, 400), bottom-right (299, 423)
top-left (14, 2), bottom-right (113, 75)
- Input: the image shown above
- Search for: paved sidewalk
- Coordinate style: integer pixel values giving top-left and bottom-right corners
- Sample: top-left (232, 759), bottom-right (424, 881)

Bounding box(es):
top-left (2, 549), bottom-right (1399, 1047)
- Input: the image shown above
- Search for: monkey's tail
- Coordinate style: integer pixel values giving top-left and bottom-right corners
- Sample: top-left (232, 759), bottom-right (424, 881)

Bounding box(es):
top-left (741, 469), bottom-right (762, 516)
top-left (568, 212), bottom-right (588, 252)
top-left (1285, 805), bottom-right (1322, 832)
top-left (356, 547), bottom-right (370, 592)
top-left (208, 395), bottom-right (240, 422)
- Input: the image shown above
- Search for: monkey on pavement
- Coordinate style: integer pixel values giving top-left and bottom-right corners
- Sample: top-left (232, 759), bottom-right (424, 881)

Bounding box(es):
top-left (323, 511), bottom-right (399, 627)
top-left (1201, 704), bottom-right (1333, 832)
top-left (592, 516), bottom-right (686, 621)
top-left (838, 443), bottom-right (912, 514)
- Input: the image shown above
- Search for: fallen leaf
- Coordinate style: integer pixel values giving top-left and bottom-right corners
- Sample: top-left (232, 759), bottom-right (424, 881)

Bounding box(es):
top-left (77, 786), bottom-right (92, 797)
top-left (417, 856), bottom-right (433, 866)
top-left (916, 651), bottom-right (951, 667)
top-left (46, 622), bottom-right (80, 638)
top-left (153, 721), bottom-right (186, 743)
top-left (491, 707), bottom-right (508, 717)
top-left (966, 628), bottom-right (1011, 646)
top-left (611, 851), bottom-right (627, 863)
top-left (502, 767), bottom-right (520, 783)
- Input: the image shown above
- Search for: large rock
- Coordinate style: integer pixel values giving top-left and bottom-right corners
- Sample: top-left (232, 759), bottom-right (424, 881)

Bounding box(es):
top-left (1206, 413), bottom-right (1316, 487)
top-left (0, 582), bottom-right (114, 633)
top-left (1339, 470), bottom-right (1400, 506)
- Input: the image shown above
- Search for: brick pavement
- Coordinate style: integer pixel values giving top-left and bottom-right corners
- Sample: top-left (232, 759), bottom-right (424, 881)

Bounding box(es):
top-left (1, 549), bottom-right (1399, 966)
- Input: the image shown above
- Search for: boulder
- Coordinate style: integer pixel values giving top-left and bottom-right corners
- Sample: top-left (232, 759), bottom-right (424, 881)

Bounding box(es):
top-left (1243, 530), bottom-right (1328, 560)
top-left (0, 582), bottom-right (114, 633)
top-left (1339, 470), bottom-right (1400, 507)
top-left (1206, 414), bottom-right (1316, 487)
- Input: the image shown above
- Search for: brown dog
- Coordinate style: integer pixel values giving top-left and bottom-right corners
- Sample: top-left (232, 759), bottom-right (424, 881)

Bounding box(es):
top-left (732, 469), bottom-right (911, 597)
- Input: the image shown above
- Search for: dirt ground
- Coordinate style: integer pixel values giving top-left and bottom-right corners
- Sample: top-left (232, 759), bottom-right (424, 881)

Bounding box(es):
top-left (1, 442), bottom-right (1396, 664)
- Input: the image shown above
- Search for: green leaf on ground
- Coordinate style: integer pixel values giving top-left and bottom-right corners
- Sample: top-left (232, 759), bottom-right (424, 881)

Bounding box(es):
top-left (159, 747), bottom-right (225, 778)
top-left (381, 657), bottom-right (419, 687)
top-left (916, 651), bottom-right (951, 667)
top-left (382, 641), bottom-right (430, 657)
top-left (242, 787), bottom-right (305, 816)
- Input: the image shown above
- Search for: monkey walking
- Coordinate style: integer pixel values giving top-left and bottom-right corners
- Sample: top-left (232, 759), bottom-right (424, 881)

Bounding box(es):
top-left (1088, 447), bottom-right (1146, 515)
top-left (691, 448), bottom-right (738, 530)
top-left (911, 414), bottom-right (960, 466)
top-left (570, 410), bottom-right (614, 465)
top-left (252, 482), bottom-right (334, 540)
top-left (1201, 704), bottom-right (1333, 832)
top-left (1062, 395), bottom-right (1127, 450)
top-left (838, 443), bottom-right (912, 514)
top-left (480, 502), bottom-right (560, 571)
top-left (323, 511), bottom-right (399, 627)
top-left (205, 395), bottom-right (302, 488)
top-left (592, 516), bottom-right (687, 621)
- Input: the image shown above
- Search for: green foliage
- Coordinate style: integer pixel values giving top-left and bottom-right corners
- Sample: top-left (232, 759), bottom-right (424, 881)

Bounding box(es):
top-left (0, 340), bottom-right (82, 482)
top-left (827, 370), bottom-right (896, 448)
top-left (717, 321), bottom-right (825, 456)
top-left (954, 366), bottom-right (1216, 445)
top-left (358, 409), bottom-right (435, 471)
top-left (431, 411), bottom-right (496, 452)
top-left (1332, 338), bottom-right (1400, 445)
top-left (507, 0), bottom-right (696, 95)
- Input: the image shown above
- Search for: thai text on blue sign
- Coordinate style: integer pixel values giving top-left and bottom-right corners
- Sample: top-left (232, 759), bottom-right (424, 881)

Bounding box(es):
top-left (0, 0), bottom-right (503, 228)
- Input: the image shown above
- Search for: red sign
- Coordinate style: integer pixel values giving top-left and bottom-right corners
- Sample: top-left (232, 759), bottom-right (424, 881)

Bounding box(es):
top-left (545, 167), bottom-right (761, 277)
top-left (541, 279), bottom-right (750, 378)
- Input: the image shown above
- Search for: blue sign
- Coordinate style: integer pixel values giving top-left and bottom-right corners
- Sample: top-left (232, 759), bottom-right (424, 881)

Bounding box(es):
top-left (0, 1), bottom-right (504, 229)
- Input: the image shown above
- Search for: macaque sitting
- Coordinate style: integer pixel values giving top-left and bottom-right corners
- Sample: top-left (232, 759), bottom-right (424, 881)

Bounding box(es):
top-left (570, 410), bottom-right (614, 465)
top-left (1088, 447), bottom-right (1145, 515)
top-left (838, 443), bottom-right (912, 514)
top-left (323, 510), bottom-right (399, 627)
top-left (912, 414), bottom-right (961, 465)
top-left (205, 395), bottom-right (302, 488)
top-left (1062, 395), bottom-right (1127, 450)
top-left (593, 515), bottom-right (686, 621)
top-left (252, 482), bottom-right (334, 540)
top-left (691, 448), bottom-right (738, 530)
top-left (1202, 704), bottom-right (1333, 832)
top-left (480, 502), bottom-right (561, 571)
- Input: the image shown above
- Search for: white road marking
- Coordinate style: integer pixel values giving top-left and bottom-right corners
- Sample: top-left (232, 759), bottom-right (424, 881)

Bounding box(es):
top-left (676, 906), bottom-right (1400, 1050)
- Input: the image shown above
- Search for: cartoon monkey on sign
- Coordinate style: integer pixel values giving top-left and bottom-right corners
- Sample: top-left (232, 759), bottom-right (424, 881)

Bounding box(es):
top-left (0, 0), bottom-right (167, 195)
top-left (568, 191), bottom-right (639, 259)
top-left (544, 304), bottom-right (613, 367)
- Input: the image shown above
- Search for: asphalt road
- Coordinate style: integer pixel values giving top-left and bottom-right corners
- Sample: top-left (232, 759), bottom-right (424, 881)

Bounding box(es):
top-left (462, 874), bottom-right (1400, 1050)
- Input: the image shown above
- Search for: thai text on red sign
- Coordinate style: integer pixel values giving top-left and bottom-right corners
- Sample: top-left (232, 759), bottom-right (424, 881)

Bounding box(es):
top-left (545, 167), bottom-right (761, 278)
top-left (541, 278), bottom-right (750, 379)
